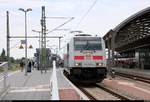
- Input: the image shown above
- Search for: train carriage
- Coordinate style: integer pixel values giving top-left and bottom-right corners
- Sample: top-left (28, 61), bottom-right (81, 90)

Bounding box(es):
top-left (64, 34), bottom-right (107, 83)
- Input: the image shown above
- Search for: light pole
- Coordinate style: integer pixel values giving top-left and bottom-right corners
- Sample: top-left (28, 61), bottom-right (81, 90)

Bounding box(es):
top-left (19, 8), bottom-right (32, 76)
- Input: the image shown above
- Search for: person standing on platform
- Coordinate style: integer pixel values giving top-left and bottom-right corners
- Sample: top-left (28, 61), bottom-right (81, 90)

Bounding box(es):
top-left (20, 60), bottom-right (24, 72)
top-left (27, 60), bottom-right (32, 72)
top-left (32, 60), bottom-right (35, 70)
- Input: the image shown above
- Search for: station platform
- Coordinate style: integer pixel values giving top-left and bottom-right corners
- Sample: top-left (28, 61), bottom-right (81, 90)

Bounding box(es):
top-left (0, 67), bottom-right (89, 100)
top-left (112, 67), bottom-right (150, 79)
top-left (0, 69), bottom-right (52, 100)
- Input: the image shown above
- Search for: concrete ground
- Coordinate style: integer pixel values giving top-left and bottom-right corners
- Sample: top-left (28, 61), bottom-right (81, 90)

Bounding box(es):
top-left (0, 68), bottom-right (52, 100)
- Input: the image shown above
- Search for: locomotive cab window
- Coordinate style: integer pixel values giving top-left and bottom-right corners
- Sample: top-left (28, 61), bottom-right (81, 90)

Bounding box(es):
top-left (74, 38), bottom-right (102, 50)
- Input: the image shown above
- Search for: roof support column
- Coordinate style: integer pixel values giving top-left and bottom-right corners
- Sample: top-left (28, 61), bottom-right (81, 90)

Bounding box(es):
top-left (111, 30), bottom-right (117, 67)
top-left (107, 39), bottom-right (112, 77)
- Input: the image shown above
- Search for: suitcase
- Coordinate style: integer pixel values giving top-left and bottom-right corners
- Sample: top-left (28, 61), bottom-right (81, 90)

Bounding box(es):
top-left (27, 66), bottom-right (31, 72)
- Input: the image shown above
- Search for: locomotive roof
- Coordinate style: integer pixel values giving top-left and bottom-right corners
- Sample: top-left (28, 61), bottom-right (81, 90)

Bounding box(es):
top-left (75, 34), bottom-right (92, 36)
top-left (73, 36), bottom-right (101, 41)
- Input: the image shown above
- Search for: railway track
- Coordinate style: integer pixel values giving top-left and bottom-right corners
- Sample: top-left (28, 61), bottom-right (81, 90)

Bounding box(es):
top-left (95, 84), bottom-right (133, 100)
top-left (75, 85), bottom-right (97, 100)
top-left (79, 84), bottom-right (133, 100)
top-left (75, 83), bottom-right (134, 100)
top-left (63, 70), bottom-right (133, 100)
top-left (115, 72), bottom-right (150, 84)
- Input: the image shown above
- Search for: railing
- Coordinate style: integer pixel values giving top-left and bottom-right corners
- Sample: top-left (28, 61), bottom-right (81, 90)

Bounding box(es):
top-left (0, 62), bottom-right (10, 98)
top-left (50, 61), bottom-right (59, 100)
top-left (0, 62), bottom-right (8, 88)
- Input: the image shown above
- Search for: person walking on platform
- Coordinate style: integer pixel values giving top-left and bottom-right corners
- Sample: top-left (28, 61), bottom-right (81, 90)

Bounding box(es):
top-left (20, 60), bottom-right (24, 72)
top-left (32, 60), bottom-right (35, 70)
top-left (27, 60), bottom-right (32, 72)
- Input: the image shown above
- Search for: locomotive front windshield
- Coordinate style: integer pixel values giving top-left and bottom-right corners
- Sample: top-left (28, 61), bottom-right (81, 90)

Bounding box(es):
top-left (74, 37), bottom-right (102, 50)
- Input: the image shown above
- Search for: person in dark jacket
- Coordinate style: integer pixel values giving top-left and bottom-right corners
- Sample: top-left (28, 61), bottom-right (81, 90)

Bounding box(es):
top-left (20, 60), bottom-right (24, 72)
top-left (32, 61), bottom-right (35, 70)
top-left (27, 60), bottom-right (32, 72)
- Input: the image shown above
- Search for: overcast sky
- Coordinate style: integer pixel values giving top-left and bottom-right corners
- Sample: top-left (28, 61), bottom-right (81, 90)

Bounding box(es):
top-left (0, 0), bottom-right (150, 59)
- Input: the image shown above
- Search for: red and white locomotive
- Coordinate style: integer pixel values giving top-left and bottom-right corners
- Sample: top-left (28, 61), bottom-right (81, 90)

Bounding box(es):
top-left (63, 34), bottom-right (107, 83)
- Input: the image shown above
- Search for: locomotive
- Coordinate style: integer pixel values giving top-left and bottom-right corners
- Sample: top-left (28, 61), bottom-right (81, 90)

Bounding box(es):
top-left (63, 34), bottom-right (107, 83)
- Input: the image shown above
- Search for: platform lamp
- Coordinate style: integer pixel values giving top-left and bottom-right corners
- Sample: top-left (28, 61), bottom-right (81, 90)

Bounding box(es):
top-left (19, 8), bottom-right (32, 76)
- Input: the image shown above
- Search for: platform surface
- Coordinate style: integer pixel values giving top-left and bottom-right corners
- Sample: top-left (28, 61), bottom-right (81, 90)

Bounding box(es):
top-left (0, 69), bottom-right (52, 100)
top-left (56, 68), bottom-right (80, 100)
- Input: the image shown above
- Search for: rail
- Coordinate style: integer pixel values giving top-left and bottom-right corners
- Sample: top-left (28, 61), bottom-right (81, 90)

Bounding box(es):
top-left (50, 61), bottom-right (59, 100)
top-left (77, 86), bottom-right (96, 100)
top-left (0, 62), bottom-right (8, 88)
top-left (115, 72), bottom-right (150, 84)
top-left (95, 84), bottom-right (133, 100)
top-left (0, 62), bottom-right (8, 68)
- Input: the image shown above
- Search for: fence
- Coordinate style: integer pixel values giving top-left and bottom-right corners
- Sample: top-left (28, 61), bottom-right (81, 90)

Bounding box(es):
top-left (0, 62), bottom-right (10, 98)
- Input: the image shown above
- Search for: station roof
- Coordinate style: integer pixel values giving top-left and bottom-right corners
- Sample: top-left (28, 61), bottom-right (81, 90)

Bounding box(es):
top-left (103, 7), bottom-right (150, 52)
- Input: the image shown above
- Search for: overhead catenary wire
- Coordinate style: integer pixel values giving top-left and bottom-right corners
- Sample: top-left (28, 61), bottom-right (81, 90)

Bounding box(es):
top-left (46, 17), bottom-right (73, 19)
top-left (47, 0), bottom-right (97, 53)
top-left (47, 17), bottom-right (74, 34)
top-left (74, 0), bottom-right (98, 30)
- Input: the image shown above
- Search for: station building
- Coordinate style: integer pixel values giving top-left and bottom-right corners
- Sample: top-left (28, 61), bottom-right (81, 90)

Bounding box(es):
top-left (103, 7), bottom-right (150, 70)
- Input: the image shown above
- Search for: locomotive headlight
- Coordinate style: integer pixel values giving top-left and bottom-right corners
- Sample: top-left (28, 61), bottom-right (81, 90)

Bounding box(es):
top-left (75, 63), bottom-right (79, 66)
top-left (75, 63), bottom-right (81, 67)
top-left (96, 63), bottom-right (103, 66)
